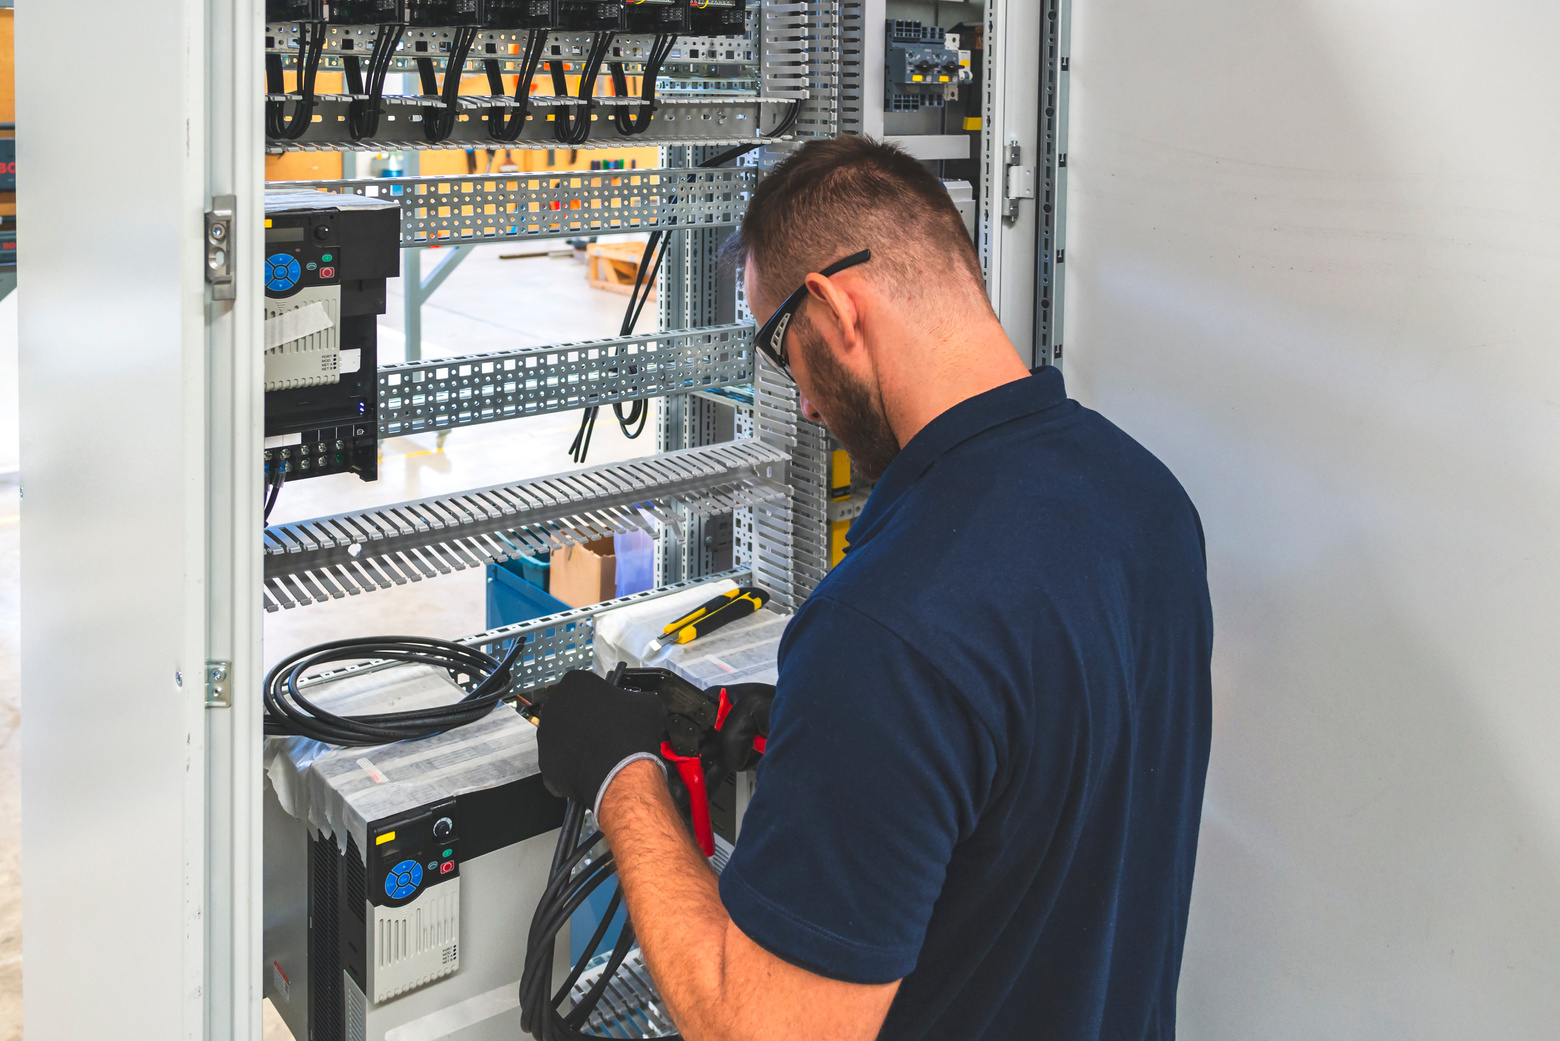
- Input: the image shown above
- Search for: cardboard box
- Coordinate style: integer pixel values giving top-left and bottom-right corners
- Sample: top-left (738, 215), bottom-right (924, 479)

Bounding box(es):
top-left (549, 538), bottom-right (618, 608)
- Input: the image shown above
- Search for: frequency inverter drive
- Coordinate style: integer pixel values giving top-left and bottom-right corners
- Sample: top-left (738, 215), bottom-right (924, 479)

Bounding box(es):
top-left (264, 664), bottom-right (567, 1041)
top-left (263, 191), bottom-right (399, 485)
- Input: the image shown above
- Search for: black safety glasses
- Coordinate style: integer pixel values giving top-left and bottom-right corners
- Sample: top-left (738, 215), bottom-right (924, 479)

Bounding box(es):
top-left (753, 249), bottom-right (872, 380)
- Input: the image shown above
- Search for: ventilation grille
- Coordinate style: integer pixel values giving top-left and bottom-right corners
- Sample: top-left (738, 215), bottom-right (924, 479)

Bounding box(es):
top-left (372, 883), bottom-right (461, 1003)
top-left (343, 972), bottom-right (367, 1041)
top-left (308, 835), bottom-right (343, 1041)
top-left (264, 289), bottom-right (342, 392)
top-left (344, 839), bottom-right (366, 925)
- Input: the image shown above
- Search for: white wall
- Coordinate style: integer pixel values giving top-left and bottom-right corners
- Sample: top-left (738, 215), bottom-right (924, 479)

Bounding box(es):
top-left (1065, 2), bottom-right (1560, 1037)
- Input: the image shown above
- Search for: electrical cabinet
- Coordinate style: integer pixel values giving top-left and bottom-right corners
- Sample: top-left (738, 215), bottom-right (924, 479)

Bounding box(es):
top-left (16, 0), bottom-right (1065, 1037)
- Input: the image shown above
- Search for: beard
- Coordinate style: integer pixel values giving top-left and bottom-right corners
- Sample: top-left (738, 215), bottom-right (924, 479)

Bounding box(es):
top-left (790, 316), bottom-right (902, 481)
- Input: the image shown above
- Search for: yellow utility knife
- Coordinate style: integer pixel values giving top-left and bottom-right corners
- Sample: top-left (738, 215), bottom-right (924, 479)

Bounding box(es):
top-left (648, 586), bottom-right (769, 654)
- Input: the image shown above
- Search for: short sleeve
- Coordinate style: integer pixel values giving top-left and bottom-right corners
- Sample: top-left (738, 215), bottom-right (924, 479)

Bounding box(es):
top-left (718, 596), bottom-right (998, 984)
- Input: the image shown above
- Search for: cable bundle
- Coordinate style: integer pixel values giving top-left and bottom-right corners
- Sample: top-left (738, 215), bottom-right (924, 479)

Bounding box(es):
top-left (610, 33), bottom-right (678, 136)
top-left (263, 635), bottom-right (522, 745)
top-left (517, 798), bottom-right (663, 1041)
top-left (568, 102), bottom-right (802, 464)
top-left (266, 21), bottom-right (327, 141)
top-left (485, 29), bottom-right (550, 142)
top-left (418, 26), bottom-right (480, 143)
top-left (548, 32), bottom-right (615, 146)
top-left (344, 23), bottom-right (406, 141)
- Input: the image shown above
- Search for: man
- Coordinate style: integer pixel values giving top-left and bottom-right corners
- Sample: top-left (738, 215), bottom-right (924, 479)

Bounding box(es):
top-left (538, 136), bottom-right (1213, 1041)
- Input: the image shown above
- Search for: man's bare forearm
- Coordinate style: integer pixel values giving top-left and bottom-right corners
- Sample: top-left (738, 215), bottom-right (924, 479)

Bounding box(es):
top-left (598, 761), bottom-right (899, 1041)
top-left (597, 760), bottom-right (735, 1040)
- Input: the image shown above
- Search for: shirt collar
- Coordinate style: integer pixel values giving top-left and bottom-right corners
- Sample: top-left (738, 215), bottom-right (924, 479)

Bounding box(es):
top-left (845, 366), bottom-right (1074, 552)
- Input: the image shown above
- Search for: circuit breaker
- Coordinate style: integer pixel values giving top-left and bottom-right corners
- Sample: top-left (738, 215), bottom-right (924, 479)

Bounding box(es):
top-left (884, 19), bottom-right (972, 112)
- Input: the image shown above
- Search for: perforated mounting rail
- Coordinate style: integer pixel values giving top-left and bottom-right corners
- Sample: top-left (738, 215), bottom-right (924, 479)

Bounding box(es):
top-left (378, 323), bottom-right (754, 436)
top-left (265, 23), bottom-right (760, 70)
top-left (261, 441), bottom-right (788, 611)
top-left (266, 95), bottom-right (794, 152)
top-left (294, 570), bottom-right (751, 693)
top-left (290, 167), bottom-right (756, 246)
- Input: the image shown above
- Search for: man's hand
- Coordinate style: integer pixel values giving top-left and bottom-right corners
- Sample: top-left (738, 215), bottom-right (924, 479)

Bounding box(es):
top-left (536, 670), bottom-right (667, 815)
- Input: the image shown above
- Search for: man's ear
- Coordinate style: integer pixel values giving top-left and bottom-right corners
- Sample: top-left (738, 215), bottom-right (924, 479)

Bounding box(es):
top-left (803, 271), bottom-right (864, 355)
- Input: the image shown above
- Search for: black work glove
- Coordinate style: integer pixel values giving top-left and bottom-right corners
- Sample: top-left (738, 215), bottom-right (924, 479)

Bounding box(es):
top-left (537, 669), bottom-right (668, 816)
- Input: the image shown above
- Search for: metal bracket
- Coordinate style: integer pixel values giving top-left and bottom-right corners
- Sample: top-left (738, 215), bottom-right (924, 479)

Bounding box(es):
top-left (1003, 142), bottom-right (1035, 221)
top-left (205, 195), bottom-right (236, 301)
top-left (205, 661), bottom-right (232, 708)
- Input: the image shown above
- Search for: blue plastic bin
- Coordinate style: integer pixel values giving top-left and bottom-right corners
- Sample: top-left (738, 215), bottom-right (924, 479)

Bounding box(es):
top-left (485, 557), bottom-right (569, 629)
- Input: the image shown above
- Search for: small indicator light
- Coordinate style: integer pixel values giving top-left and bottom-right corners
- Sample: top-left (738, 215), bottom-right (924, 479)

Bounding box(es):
top-left (375, 831), bottom-right (395, 845)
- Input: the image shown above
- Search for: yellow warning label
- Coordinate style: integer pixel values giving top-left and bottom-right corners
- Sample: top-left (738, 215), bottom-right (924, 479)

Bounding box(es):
top-left (375, 831), bottom-right (395, 845)
top-left (963, 117), bottom-right (983, 131)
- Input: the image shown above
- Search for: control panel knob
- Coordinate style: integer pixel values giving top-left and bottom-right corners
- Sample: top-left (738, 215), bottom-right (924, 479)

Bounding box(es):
top-left (313, 224), bottom-right (332, 242)
top-left (433, 816), bottom-right (454, 840)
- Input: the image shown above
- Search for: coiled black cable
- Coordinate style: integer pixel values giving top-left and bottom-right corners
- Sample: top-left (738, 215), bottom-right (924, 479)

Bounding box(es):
top-left (263, 635), bottom-right (522, 745)
top-left (344, 23), bottom-right (405, 142)
top-left (266, 21), bottom-right (327, 141)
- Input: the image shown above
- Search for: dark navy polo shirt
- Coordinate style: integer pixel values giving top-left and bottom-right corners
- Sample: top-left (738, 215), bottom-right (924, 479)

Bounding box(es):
top-left (720, 367), bottom-right (1213, 1041)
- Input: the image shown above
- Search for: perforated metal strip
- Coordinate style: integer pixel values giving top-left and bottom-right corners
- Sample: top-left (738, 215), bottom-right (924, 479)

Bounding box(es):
top-left (261, 442), bottom-right (787, 611)
top-left (377, 323), bottom-right (753, 436)
top-left (290, 167), bottom-right (755, 246)
top-left (268, 95), bottom-right (793, 152)
top-left (265, 23), bottom-right (760, 69)
top-left (292, 570), bottom-right (749, 693)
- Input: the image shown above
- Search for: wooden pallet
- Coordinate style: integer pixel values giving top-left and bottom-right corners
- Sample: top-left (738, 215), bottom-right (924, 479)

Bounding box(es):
top-left (586, 242), bottom-right (657, 299)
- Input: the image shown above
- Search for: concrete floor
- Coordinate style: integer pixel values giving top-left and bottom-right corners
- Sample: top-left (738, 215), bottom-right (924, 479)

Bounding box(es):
top-left (2, 242), bottom-right (660, 1040)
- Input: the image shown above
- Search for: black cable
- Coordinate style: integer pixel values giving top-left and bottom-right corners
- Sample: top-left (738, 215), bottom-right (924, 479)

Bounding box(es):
top-left (346, 23), bottom-right (405, 142)
top-left (266, 21), bottom-right (327, 142)
top-left (566, 100), bottom-right (802, 464)
top-left (548, 32), bottom-right (614, 146)
top-left (610, 33), bottom-right (677, 136)
top-left (262, 635), bottom-right (524, 745)
top-left (419, 27), bottom-right (478, 144)
top-left (263, 467), bottom-right (284, 526)
top-left (517, 791), bottom-right (685, 1039)
top-left (486, 28), bottom-right (549, 142)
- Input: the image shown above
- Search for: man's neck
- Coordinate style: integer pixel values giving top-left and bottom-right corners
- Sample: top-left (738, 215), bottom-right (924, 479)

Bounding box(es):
top-left (877, 311), bottom-right (1034, 449)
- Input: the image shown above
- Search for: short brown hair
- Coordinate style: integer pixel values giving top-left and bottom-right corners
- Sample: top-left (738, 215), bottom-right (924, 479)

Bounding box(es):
top-left (724, 136), bottom-right (986, 310)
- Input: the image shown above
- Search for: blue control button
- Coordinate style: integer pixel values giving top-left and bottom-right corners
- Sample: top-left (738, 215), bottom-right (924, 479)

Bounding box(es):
top-left (266, 253), bottom-right (301, 293)
top-left (385, 858), bottom-right (424, 900)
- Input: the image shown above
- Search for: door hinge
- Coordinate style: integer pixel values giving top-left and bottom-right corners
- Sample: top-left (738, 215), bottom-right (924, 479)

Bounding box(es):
top-left (206, 195), bottom-right (236, 301)
top-left (1003, 142), bottom-right (1035, 220)
top-left (206, 660), bottom-right (232, 708)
